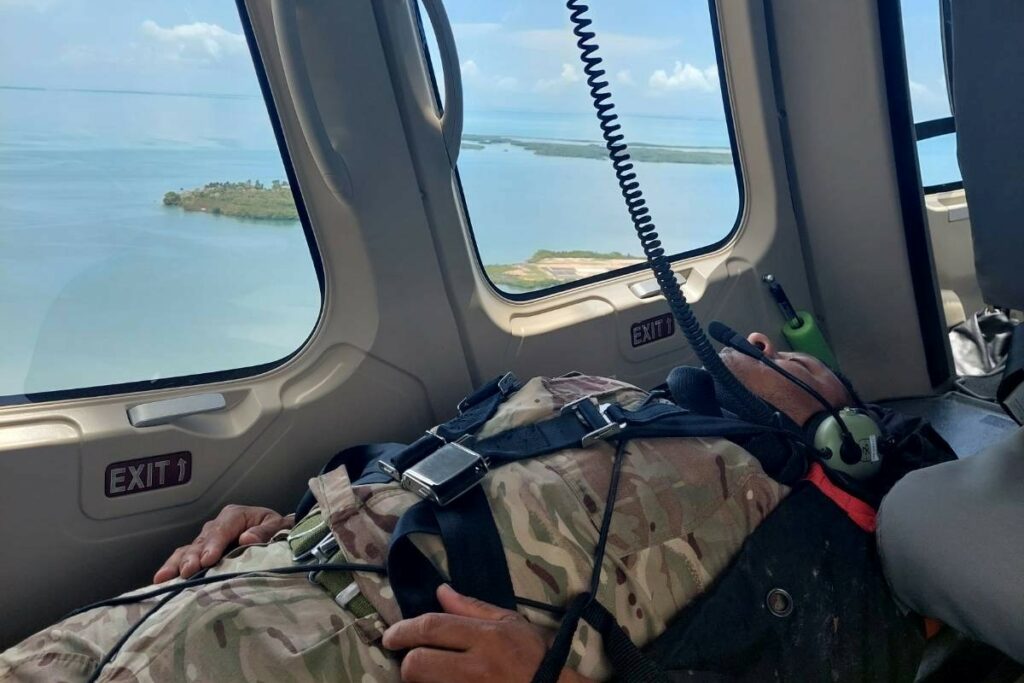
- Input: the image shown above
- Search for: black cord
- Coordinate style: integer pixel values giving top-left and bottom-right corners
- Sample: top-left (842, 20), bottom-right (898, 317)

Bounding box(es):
top-left (565, 0), bottom-right (776, 428)
top-left (530, 438), bottom-right (630, 683)
top-left (63, 562), bottom-right (387, 620)
top-left (588, 438), bottom-right (628, 596)
top-left (85, 588), bottom-right (178, 683)
top-left (74, 559), bottom-right (565, 681)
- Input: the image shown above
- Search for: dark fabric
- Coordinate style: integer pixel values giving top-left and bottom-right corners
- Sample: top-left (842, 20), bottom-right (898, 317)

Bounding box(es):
top-left (997, 324), bottom-right (1024, 422)
top-left (950, 0), bottom-right (1024, 310)
top-left (387, 486), bottom-right (517, 619)
top-left (581, 601), bottom-right (669, 683)
top-left (644, 484), bottom-right (925, 682)
top-left (293, 442), bottom-right (405, 520)
top-left (666, 367), bottom-right (722, 418)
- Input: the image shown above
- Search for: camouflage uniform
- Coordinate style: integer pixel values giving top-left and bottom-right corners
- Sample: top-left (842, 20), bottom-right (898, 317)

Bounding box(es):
top-left (0, 375), bottom-right (787, 682)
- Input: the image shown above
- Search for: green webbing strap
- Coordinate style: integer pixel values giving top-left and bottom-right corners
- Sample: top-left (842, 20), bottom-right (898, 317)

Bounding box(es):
top-left (310, 550), bottom-right (377, 619)
top-left (287, 509), bottom-right (330, 559)
top-left (287, 509), bottom-right (376, 619)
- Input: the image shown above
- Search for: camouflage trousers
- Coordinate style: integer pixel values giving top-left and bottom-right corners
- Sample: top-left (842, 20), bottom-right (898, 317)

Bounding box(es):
top-left (0, 375), bottom-right (788, 682)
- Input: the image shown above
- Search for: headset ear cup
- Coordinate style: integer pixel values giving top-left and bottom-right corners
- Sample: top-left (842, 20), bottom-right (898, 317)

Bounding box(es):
top-left (804, 411), bottom-right (837, 458)
top-left (813, 410), bottom-right (885, 479)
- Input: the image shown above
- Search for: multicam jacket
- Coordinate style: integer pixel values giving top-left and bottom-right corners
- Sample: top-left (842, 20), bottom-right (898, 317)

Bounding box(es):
top-left (309, 374), bottom-right (788, 679)
top-left (0, 374), bottom-right (787, 683)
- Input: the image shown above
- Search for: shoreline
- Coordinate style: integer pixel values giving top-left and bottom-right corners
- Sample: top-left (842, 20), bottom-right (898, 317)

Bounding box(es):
top-left (463, 133), bottom-right (732, 165)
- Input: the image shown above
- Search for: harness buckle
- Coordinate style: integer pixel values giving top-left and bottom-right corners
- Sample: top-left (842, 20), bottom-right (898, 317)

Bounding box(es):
top-left (378, 431), bottom-right (446, 481)
top-left (400, 442), bottom-right (489, 506)
top-left (457, 372), bottom-right (520, 414)
top-left (561, 397), bottom-right (626, 447)
top-left (294, 528), bottom-right (339, 565)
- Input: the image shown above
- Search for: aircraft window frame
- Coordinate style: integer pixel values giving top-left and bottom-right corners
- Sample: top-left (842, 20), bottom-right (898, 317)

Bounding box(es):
top-left (412, 0), bottom-right (746, 302)
top-left (0, 0), bottom-right (325, 407)
top-left (905, 0), bottom-right (963, 195)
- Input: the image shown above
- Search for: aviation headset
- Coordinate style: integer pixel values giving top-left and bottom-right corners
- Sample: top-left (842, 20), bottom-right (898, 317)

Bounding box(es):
top-left (708, 322), bottom-right (886, 480)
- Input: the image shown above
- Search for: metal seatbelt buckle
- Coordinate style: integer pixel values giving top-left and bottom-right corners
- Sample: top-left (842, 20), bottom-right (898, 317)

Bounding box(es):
top-left (400, 442), bottom-right (488, 506)
top-left (456, 371), bottom-right (520, 414)
top-left (378, 432), bottom-right (445, 481)
top-left (561, 397), bottom-right (626, 447)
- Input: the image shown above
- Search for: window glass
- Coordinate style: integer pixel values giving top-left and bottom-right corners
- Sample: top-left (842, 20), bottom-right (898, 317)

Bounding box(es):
top-left (900, 0), bottom-right (961, 189)
top-left (422, 1), bottom-right (741, 295)
top-left (0, 2), bottom-right (321, 399)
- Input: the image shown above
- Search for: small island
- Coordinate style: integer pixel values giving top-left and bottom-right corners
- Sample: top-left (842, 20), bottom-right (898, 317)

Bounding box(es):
top-left (486, 249), bottom-right (644, 290)
top-left (163, 180), bottom-right (298, 221)
top-left (463, 134), bottom-right (732, 165)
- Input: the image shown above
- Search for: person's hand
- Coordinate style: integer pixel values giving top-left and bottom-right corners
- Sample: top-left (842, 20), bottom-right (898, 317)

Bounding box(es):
top-left (153, 505), bottom-right (294, 583)
top-left (382, 584), bottom-right (593, 683)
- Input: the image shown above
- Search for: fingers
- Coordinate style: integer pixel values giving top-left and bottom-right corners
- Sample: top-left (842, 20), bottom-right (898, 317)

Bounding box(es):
top-left (238, 512), bottom-right (294, 545)
top-left (399, 648), bottom-right (479, 683)
top-left (153, 545), bottom-right (189, 584)
top-left (152, 504), bottom-right (282, 584)
top-left (382, 613), bottom-right (483, 652)
top-left (436, 584), bottom-right (519, 622)
top-left (192, 514), bottom-right (247, 571)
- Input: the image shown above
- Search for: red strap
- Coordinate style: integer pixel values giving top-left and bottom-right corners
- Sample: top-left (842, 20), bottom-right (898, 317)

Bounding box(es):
top-left (804, 463), bottom-right (877, 532)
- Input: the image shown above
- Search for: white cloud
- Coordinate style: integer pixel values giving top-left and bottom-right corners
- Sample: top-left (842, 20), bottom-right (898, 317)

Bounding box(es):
top-left (460, 58), bottom-right (519, 92)
top-left (140, 20), bottom-right (247, 64)
top-left (495, 76), bottom-right (519, 90)
top-left (535, 63), bottom-right (581, 92)
top-left (511, 28), bottom-right (677, 55)
top-left (648, 62), bottom-right (719, 93)
top-left (909, 80), bottom-right (930, 97)
top-left (452, 22), bottom-right (502, 39)
top-left (617, 69), bottom-right (634, 86)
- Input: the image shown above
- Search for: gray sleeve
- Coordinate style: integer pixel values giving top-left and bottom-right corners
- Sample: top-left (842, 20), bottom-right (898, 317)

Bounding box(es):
top-left (877, 428), bottom-right (1024, 663)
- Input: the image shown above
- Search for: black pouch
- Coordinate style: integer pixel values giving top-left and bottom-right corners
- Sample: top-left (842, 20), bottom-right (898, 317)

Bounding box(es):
top-left (644, 483), bottom-right (925, 682)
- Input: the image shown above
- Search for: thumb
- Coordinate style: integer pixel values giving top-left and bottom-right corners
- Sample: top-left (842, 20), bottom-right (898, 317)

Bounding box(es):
top-left (436, 583), bottom-right (519, 622)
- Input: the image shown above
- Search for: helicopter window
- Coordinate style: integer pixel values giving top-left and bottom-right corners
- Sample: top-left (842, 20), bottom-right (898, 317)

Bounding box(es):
top-left (0, 2), bottom-right (322, 403)
top-left (900, 0), bottom-right (961, 193)
top-left (416, 1), bottom-right (742, 298)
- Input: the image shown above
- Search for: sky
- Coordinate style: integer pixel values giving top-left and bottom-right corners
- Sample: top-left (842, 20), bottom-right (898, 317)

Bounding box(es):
top-left (0, 0), bottom-right (951, 122)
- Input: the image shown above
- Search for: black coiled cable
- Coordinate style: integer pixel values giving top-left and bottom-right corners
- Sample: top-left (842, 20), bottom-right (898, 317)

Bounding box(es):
top-left (566, 0), bottom-right (777, 427)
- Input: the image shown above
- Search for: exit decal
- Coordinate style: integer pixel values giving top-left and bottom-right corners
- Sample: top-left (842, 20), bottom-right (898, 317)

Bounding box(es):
top-left (631, 313), bottom-right (675, 347)
top-left (105, 452), bottom-right (192, 498)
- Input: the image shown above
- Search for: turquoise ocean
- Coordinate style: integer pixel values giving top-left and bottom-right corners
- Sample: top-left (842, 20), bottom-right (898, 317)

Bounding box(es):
top-left (0, 87), bottom-right (960, 396)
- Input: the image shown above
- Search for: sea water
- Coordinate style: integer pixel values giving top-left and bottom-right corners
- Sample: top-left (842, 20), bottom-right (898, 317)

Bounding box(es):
top-left (0, 87), bottom-right (958, 396)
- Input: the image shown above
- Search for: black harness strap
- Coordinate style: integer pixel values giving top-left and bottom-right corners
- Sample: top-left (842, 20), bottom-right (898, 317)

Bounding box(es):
top-left (471, 404), bottom-right (784, 468)
top-left (582, 600), bottom-right (669, 683)
top-left (388, 487), bottom-right (517, 617)
top-left (294, 442), bottom-right (404, 520)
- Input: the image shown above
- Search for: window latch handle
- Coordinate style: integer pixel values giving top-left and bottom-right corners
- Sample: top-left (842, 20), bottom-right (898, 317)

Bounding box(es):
top-left (128, 393), bottom-right (227, 428)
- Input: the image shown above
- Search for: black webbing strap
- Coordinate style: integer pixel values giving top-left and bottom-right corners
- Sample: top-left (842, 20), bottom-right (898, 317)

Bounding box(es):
top-left (387, 486), bottom-right (517, 617)
top-left (294, 442), bottom-right (404, 520)
top-left (383, 373), bottom-right (523, 477)
top-left (582, 600), bottom-right (669, 683)
top-left (471, 404), bottom-right (780, 468)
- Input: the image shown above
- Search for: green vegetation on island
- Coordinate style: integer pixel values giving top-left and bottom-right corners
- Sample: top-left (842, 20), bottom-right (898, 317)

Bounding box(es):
top-left (163, 180), bottom-right (298, 221)
top-left (528, 249), bottom-right (636, 261)
top-left (485, 249), bottom-right (644, 291)
top-left (463, 134), bottom-right (732, 165)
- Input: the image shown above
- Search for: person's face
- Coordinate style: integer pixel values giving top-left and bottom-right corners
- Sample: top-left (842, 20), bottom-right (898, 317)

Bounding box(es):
top-left (719, 331), bottom-right (852, 426)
